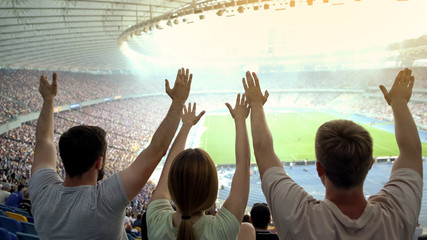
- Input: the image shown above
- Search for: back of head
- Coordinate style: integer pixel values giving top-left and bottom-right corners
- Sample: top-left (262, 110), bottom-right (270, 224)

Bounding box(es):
top-left (168, 148), bottom-right (218, 240)
top-left (59, 125), bottom-right (107, 178)
top-left (17, 184), bottom-right (24, 192)
top-left (21, 188), bottom-right (29, 199)
top-left (315, 120), bottom-right (373, 189)
top-left (250, 203), bottom-right (271, 229)
top-left (1, 183), bottom-right (10, 191)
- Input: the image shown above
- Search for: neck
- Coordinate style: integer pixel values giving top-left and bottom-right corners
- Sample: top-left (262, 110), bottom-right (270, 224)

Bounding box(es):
top-left (325, 181), bottom-right (367, 219)
top-left (62, 171), bottom-right (98, 187)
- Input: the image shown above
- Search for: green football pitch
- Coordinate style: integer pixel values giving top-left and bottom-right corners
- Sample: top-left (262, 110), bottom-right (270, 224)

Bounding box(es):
top-left (198, 112), bottom-right (427, 165)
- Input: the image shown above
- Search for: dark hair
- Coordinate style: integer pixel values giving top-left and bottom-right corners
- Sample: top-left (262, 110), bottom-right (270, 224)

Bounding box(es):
top-left (168, 148), bottom-right (218, 240)
top-left (315, 120), bottom-right (373, 189)
top-left (18, 184), bottom-right (25, 192)
top-left (250, 203), bottom-right (271, 229)
top-left (59, 125), bottom-right (107, 178)
top-left (242, 214), bottom-right (250, 223)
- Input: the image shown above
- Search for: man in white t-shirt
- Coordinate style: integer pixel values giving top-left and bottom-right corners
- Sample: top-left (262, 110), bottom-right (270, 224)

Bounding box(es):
top-left (242, 68), bottom-right (422, 239)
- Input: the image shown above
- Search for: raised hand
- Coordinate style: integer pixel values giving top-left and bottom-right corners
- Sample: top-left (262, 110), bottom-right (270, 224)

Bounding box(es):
top-left (39, 73), bottom-right (58, 101)
top-left (182, 102), bottom-right (205, 126)
top-left (165, 68), bottom-right (192, 103)
top-left (225, 93), bottom-right (250, 120)
top-left (379, 68), bottom-right (414, 106)
top-left (242, 71), bottom-right (269, 106)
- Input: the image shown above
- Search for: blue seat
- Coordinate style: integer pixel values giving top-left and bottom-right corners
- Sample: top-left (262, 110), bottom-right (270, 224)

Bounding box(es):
top-left (0, 227), bottom-right (12, 240)
top-left (26, 216), bottom-right (34, 224)
top-left (0, 210), bottom-right (6, 216)
top-left (0, 205), bottom-right (14, 213)
top-left (16, 232), bottom-right (39, 240)
top-left (20, 222), bottom-right (37, 235)
top-left (0, 215), bottom-right (23, 234)
top-left (13, 209), bottom-right (30, 218)
top-left (9, 232), bottom-right (18, 240)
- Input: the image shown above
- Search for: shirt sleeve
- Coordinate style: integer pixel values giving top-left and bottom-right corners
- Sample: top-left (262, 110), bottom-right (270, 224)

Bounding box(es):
top-left (369, 168), bottom-right (422, 227)
top-left (213, 206), bottom-right (241, 240)
top-left (29, 168), bottom-right (63, 206)
top-left (146, 199), bottom-right (175, 238)
top-left (261, 166), bottom-right (315, 236)
top-left (98, 173), bottom-right (129, 216)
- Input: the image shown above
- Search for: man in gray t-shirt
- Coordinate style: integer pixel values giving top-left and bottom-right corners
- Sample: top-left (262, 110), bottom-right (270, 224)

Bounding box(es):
top-left (30, 69), bottom-right (193, 239)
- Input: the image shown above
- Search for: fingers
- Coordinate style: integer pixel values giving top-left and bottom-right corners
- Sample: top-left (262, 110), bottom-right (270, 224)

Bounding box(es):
top-left (192, 102), bottom-right (196, 113)
top-left (194, 110), bottom-right (206, 124)
top-left (252, 72), bottom-right (260, 87)
top-left (246, 71), bottom-right (254, 87)
top-left (379, 85), bottom-right (388, 96)
top-left (408, 76), bottom-right (415, 89)
top-left (183, 103), bottom-right (188, 114)
top-left (264, 90), bottom-right (269, 100)
top-left (225, 103), bottom-right (233, 115)
top-left (235, 93), bottom-right (241, 107)
top-left (242, 78), bottom-right (248, 91)
top-left (165, 79), bottom-right (171, 94)
top-left (188, 74), bottom-right (193, 88)
top-left (240, 94), bottom-right (246, 105)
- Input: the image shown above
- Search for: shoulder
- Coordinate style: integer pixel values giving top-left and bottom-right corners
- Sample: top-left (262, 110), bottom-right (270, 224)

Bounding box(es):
top-left (196, 207), bottom-right (241, 240)
top-left (146, 199), bottom-right (176, 239)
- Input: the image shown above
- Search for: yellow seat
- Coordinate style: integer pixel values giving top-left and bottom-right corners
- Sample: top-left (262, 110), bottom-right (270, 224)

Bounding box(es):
top-left (6, 211), bottom-right (28, 222)
top-left (135, 226), bottom-right (141, 232)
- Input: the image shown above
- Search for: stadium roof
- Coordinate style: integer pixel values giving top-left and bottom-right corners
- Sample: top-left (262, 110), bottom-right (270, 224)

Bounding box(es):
top-left (0, 0), bottom-right (194, 71)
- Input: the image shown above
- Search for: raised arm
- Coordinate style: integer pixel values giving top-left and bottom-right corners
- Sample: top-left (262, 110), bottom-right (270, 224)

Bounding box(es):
top-left (222, 93), bottom-right (251, 221)
top-left (32, 73), bottom-right (58, 175)
top-left (151, 102), bottom-right (205, 201)
top-left (243, 72), bottom-right (281, 179)
top-left (379, 68), bottom-right (422, 177)
top-left (120, 68), bottom-right (192, 201)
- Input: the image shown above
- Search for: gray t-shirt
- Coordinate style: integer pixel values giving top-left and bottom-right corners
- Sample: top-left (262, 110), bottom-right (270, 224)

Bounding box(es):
top-left (29, 168), bottom-right (129, 240)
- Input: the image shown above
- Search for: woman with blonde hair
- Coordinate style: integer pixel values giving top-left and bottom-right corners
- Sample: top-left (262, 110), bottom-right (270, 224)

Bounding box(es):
top-left (147, 93), bottom-right (252, 240)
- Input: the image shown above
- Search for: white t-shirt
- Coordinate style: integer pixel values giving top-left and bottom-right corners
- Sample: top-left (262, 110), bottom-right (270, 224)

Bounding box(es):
top-left (262, 167), bottom-right (422, 240)
top-left (147, 199), bottom-right (240, 240)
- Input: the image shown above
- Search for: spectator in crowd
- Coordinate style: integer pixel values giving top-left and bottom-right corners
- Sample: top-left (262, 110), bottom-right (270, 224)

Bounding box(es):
top-left (5, 184), bottom-right (24, 208)
top-left (250, 203), bottom-right (278, 240)
top-left (134, 213), bottom-right (142, 229)
top-left (244, 69), bottom-right (422, 239)
top-left (0, 182), bottom-right (10, 204)
top-left (147, 93), bottom-right (251, 240)
top-left (29, 68), bottom-right (192, 239)
top-left (18, 188), bottom-right (31, 215)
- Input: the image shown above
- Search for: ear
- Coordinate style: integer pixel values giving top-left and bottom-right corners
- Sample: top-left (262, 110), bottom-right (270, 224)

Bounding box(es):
top-left (316, 161), bottom-right (324, 177)
top-left (95, 157), bottom-right (103, 170)
top-left (368, 157), bottom-right (374, 170)
top-left (316, 161), bottom-right (326, 185)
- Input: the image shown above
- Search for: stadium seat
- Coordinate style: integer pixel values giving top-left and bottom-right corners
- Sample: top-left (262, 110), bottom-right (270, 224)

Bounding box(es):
top-left (127, 233), bottom-right (135, 240)
top-left (135, 226), bottom-right (141, 232)
top-left (12, 209), bottom-right (30, 218)
top-left (0, 227), bottom-right (13, 240)
top-left (0, 205), bottom-right (14, 213)
top-left (0, 210), bottom-right (6, 216)
top-left (16, 232), bottom-right (39, 240)
top-left (0, 215), bottom-right (23, 234)
top-left (25, 217), bottom-right (33, 224)
top-left (9, 232), bottom-right (18, 240)
top-left (20, 222), bottom-right (37, 235)
top-left (6, 212), bottom-right (28, 222)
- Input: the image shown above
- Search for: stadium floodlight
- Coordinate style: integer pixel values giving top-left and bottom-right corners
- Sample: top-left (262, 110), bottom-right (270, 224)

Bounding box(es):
top-left (307, 0), bottom-right (313, 6)
top-left (199, 14), bottom-right (205, 20)
top-left (290, 0), bottom-right (295, 7)
top-left (237, 6), bottom-right (244, 13)
top-left (323, 0), bottom-right (329, 2)
top-left (254, 5), bottom-right (259, 10)
top-left (264, 4), bottom-right (270, 9)
top-left (166, 20), bottom-right (172, 26)
top-left (173, 19), bottom-right (179, 24)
